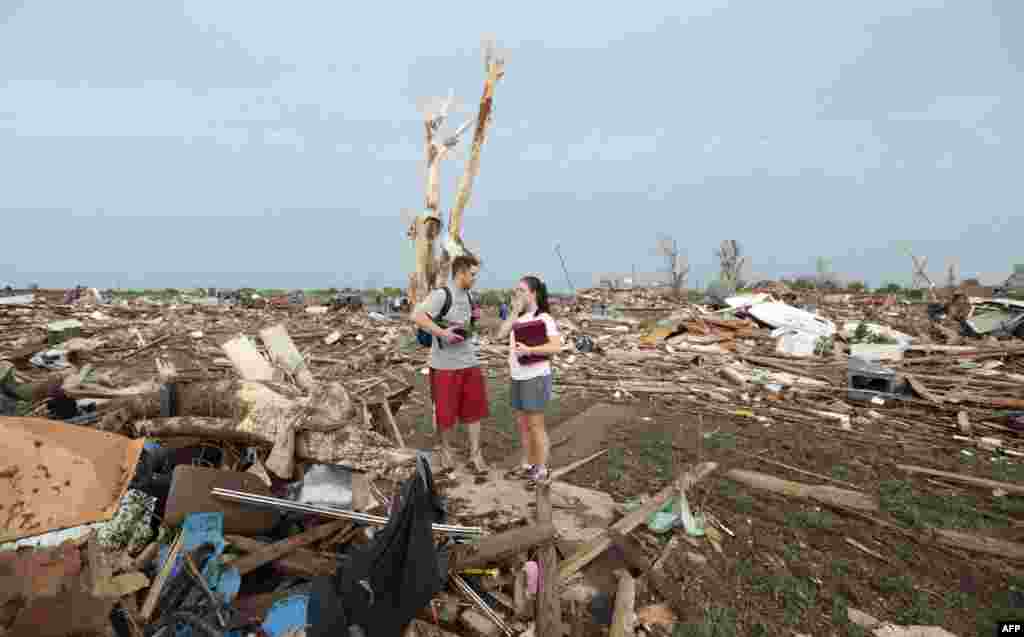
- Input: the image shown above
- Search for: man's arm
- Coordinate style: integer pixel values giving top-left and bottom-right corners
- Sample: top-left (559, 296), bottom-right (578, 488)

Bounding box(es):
top-left (412, 290), bottom-right (452, 342)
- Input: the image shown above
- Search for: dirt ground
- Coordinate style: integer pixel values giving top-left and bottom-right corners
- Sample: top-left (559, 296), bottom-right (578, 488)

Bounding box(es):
top-left (392, 355), bottom-right (1024, 636)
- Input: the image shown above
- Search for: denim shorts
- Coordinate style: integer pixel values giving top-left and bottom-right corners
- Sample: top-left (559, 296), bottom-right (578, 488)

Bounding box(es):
top-left (510, 374), bottom-right (552, 412)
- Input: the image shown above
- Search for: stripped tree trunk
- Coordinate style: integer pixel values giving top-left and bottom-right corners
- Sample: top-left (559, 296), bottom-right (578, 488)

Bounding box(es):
top-left (408, 40), bottom-right (505, 304)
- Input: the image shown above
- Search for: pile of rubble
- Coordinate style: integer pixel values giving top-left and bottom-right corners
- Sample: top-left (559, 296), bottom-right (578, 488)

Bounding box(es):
top-left (2, 286), bottom-right (1022, 636)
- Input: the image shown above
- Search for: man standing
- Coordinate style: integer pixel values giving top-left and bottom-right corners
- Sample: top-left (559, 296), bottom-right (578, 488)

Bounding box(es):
top-left (412, 255), bottom-right (489, 473)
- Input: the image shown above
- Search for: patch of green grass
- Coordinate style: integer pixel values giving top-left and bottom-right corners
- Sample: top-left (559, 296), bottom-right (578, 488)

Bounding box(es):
top-left (781, 542), bottom-right (802, 563)
top-left (674, 605), bottom-right (738, 637)
top-left (704, 430), bottom-right (737, 452)
top-left (830, 596), bottom-right (869, 637)
top-left (879, 479), bottom-right (996, 530)
top-left (830, 558), bottom-right (851, 579)
top-left (639, 430), bottom-right (674, 480)
top-left (876, 573), bottom-right (945, 624)
top-left (789, 508), bottom-right (837, 531)
top-left (716, 481), bottom-right (756, 514)
top-left (755, 573), bottom-right (817, 625)
top-left (891, 541), bottom-right (914, 562)
top-left (607, 447), bottom-right (625, 481)
top-left (831, 464), bottom-right (851, 481)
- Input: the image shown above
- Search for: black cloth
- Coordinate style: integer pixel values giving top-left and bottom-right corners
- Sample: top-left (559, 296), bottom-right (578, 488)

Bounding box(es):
top-left (308, 455), bottom-right (447, 637)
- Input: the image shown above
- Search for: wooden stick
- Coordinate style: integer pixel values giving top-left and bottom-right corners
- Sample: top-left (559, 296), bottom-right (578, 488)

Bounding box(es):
top-left (381, 399), bottom-right (406, 448)
top-left (550, 448), bottom-right (608, 480)
top-left (736, 450), bottom-right (863, 491)
top-left (608, 530), bottom-right (688, 621)
top-left (121, 333), bottom-right (171, 360)
top-left (609, 569), bottom-right (636, 637)
top-left (228, 519), bottom-right (351, 576)
top-left (896, 464), bottom-right (1024, 496)
top-left (140, 531), bottom-right (184, 621)
top-left (725, 469), bottom-right (878, 512)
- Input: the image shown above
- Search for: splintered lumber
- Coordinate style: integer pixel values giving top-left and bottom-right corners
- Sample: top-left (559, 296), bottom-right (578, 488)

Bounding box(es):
top-left (451, 523), bottom-right (558, 571)
top-left (259, 324), bottom-right (316, 391)
top-left (535, 482), bottom-right (563, 637)
top-left (609, 569), bottom-right (636, 637)
top-left (725, 469), bottom-right (878, 511)
top-left (228, 519), bottom-right (351, 576)
top-left (905, 375), bottom-right (943, 404)
top-left (559, 462), bottom-right (717, 583)
top-left (226, 535), bottom-right (337, 577)
top-left (221, 334), bottom-right (275, 381)
top-left (896, 464), bottom-right (1024, 496)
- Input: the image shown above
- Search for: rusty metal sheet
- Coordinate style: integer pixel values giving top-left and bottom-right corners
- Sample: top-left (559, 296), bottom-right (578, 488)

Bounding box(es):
top-left (1, 417), bottom-right (145, 543)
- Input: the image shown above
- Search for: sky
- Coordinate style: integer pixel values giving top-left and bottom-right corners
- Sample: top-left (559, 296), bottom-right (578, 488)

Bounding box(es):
top-left (1, 0), bottom-right (1022, 292)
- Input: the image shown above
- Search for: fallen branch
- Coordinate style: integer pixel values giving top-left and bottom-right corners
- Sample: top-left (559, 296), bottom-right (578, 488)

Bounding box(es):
top-left (896, 464), bottom-right (1024, 496)
top-left (725, 468), bottom-right (877, 511)
top-left (228, 519), bottom-right (351, 576)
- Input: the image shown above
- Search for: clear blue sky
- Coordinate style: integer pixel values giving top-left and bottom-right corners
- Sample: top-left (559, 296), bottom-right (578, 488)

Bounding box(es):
top-left (1, 1), bottom-right (1021, 291)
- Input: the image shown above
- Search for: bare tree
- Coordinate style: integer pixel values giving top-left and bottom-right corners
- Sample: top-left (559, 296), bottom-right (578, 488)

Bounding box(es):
top-left (945, 259), bottom-right (959, 289)
top-left (654, 234), bottom-right (689, 297)
top-left (406, 40), bottom-right (506, 306)
top-left (715, 240), bottom-right (748, 288)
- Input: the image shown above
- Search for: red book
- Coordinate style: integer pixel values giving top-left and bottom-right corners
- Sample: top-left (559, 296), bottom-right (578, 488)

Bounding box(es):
top-left (513, 319), bottom-right (549, 365)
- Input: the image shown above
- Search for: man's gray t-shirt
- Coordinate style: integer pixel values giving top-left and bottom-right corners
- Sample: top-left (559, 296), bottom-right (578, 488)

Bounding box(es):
top-left (417, 286), bottom-right (479, 370)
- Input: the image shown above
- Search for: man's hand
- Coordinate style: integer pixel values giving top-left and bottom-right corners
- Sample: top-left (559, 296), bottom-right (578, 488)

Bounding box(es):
top-left (440, 328), bottom-right (465, 345)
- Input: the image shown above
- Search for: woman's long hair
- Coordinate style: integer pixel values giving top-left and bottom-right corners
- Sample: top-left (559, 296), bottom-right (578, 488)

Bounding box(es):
top-left (520, 275), bottom-right (550, 317)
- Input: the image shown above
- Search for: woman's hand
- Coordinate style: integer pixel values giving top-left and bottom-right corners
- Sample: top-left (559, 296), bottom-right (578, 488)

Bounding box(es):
top-left (513, 341), bottom-right (533, 355)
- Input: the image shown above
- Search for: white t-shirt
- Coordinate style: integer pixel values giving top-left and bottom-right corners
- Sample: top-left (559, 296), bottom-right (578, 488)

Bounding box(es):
top-left (509, 311), bottom-right (561, 381)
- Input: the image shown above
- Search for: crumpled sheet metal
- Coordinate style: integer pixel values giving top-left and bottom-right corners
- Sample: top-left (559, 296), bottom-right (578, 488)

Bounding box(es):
top-left (0, 416), bottom-right (145, 543)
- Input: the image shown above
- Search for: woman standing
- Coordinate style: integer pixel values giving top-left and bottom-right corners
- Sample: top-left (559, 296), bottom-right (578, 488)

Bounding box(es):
top-left (497, 276), bottom-right (562, 485)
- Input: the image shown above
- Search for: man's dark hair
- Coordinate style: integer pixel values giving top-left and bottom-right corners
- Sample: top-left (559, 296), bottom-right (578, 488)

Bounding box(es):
top-left (451, 255), bottom-right (480, 278)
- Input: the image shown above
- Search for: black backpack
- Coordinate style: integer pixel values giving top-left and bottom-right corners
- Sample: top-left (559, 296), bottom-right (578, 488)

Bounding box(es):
top-left (416, 287), bottom-right (453, 347)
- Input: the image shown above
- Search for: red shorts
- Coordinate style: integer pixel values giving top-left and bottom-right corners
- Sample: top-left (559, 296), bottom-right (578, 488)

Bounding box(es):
top-left (430, 367), bottom-right (489, 430)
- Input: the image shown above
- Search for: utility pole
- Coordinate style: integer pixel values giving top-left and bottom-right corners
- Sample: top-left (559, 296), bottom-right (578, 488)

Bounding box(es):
top-left (553, 242), bottom-right (575, 294)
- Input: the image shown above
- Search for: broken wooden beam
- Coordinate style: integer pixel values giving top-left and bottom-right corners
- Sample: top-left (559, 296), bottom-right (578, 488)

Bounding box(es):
top-left (550, 448), bottom-right (608, 481)
top-left (451, 523), bottom-right (558, 571)
top-left (535, 482), bottom-right (563, 637)
top-left (226, 535), bottom-right (338, 578)
top-left (227, 519), bottom-right (351, 576)
top-left (725, 468), bottom-right (877, 511)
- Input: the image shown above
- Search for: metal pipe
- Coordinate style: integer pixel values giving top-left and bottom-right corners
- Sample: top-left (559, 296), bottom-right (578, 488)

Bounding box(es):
top-left (210, 488), bottom-right (485, 537)
top-left (451, 574), bottom-right (514, 637)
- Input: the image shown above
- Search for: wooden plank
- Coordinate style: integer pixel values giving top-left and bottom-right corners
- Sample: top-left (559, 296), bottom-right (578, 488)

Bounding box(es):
top-left (896, 464), bottom-right (1024, 496)
top-left (228, 519), bottom-right (351, 576)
